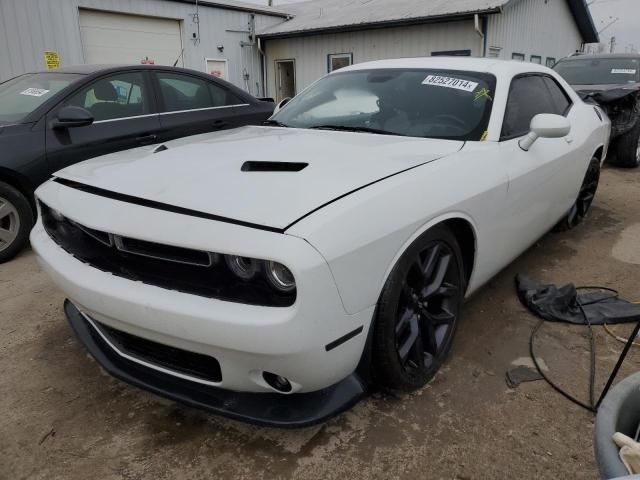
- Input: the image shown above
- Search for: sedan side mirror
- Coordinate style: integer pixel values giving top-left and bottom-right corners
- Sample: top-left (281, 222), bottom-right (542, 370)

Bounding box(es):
top-left (519, 114), bottom-right (571, 151)
top-left (52, 106), bottom-right (94, 129)
top-left (273, 97), bottom-right (291, 115)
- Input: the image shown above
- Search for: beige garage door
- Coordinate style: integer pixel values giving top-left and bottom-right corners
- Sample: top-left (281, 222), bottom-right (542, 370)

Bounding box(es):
top-left (79, 10), bottom-right (183, 67)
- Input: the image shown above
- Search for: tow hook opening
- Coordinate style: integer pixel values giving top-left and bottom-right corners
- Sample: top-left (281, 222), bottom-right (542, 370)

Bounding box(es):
top-left (263, 372), bottom-right (293, 393)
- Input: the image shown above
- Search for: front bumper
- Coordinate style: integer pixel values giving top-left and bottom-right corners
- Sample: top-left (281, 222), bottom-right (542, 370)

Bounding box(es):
top-left (64, 300), bottom-right (367, 428)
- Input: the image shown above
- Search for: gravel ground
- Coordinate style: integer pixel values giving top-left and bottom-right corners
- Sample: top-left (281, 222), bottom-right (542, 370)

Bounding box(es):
top-left (1, 166), bottom-right (639, 480)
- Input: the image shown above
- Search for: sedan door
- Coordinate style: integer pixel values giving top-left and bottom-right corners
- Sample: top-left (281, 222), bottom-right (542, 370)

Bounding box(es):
top-left (152, 71), bottom-right (261, 143)
top-left (498, 74), bottom-right (578, 256)
top-left (45, 70), bottom-right (161, 173)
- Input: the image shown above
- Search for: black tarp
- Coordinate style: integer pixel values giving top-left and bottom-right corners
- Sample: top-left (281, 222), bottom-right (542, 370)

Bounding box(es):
top-left (516, 275), bottom-right (640, 325)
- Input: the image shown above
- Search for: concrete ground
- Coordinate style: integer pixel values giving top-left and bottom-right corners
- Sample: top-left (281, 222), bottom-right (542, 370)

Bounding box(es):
top-left (1, 166), bottom-right (639, 480)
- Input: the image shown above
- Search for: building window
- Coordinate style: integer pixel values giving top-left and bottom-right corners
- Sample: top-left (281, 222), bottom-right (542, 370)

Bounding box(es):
top-left (431, 50), bottom-right (472, 57)
top-left (328, 53), bottom-right (353, 73)
top-left (546, 57), bottom-right (557, 68)
top-left (512, 52), bottom-right (525, 61)
top-left (530, 55), bottom-right (542, 64)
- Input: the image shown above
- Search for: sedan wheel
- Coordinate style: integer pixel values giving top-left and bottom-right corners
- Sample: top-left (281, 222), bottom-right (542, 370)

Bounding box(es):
top-left (0, 196), bottom-right (20, 253)
top-left (373, 226), bottom-right (465, 391)
top-left (0, 182), bottom-right (33, 263)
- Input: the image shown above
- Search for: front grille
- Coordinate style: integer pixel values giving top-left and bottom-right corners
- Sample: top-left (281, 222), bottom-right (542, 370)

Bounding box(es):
top-left (40, 202), bottom-right (295, 307)
top-left (92, 319), bottom-right (222, 383)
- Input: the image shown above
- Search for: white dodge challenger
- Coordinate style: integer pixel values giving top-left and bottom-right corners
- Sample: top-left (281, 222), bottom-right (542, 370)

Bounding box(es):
top-left (31, 58), bottom-right (610, 427)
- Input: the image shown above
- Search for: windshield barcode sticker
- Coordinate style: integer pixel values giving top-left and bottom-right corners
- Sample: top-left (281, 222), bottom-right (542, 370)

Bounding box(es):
top-left (611, 69), bottom-right (637, 74)
top-left (422, 75), bottom-right (478, 92)
top-left (20, 88), bottom-right (50, 97)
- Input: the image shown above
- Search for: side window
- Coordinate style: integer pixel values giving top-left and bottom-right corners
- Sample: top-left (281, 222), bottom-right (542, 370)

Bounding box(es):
top-left (501, 75), bottom-right (557, 139)
top-left (542, 77), bottom-right (572, 115)
top-left (156, 73), bottom-right (243, 112)
top-left (65, 72), bottom-right (150, 122)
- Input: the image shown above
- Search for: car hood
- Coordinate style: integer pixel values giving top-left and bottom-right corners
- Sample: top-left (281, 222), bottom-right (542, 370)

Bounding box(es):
top-left (54, 126), bottom-right (463, 230)
top-left (573, 83), bottom-right (640, 104)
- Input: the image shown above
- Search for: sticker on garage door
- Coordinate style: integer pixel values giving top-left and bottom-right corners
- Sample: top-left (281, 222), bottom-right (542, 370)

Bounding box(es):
top-left (20, 88), bottom-right (50, 97)
top-left (422, 75), bottom-right (478, 92)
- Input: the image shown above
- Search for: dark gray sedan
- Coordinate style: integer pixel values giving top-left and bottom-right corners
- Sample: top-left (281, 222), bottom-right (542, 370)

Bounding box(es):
top-left (0, 64), bottom-right (274, 262)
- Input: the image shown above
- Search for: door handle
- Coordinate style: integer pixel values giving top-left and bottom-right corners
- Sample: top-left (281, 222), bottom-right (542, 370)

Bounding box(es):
top-left (136, 134), bottom-right (158, 145)
top-left (212, 120), bottom-right (229, 130)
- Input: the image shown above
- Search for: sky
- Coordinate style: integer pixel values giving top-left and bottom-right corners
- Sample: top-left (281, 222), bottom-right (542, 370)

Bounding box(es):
top-left (588, 0), bottom-right (640, 52)
top-left (243, 0), bottom-right (640, 53)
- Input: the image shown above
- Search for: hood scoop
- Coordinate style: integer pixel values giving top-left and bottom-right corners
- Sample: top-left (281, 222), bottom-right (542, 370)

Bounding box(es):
top-left (153, 144), bottom-right (168, 154)
top-left (241, 161), bottom-right (308, 172)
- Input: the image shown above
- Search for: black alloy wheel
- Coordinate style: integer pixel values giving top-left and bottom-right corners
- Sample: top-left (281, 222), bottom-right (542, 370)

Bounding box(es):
top-left (556, 156), bottom-right (601, 231)
top-left (373, 226), bottom-right (465, 391)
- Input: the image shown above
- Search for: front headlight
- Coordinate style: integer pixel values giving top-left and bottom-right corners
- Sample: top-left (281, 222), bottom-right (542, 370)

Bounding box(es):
top-left (264, 261), bottom-right (296, 293)
top-left (225, 255), bottom-right (260, 280)
top-left (223, 255), bottom-right (296, 294)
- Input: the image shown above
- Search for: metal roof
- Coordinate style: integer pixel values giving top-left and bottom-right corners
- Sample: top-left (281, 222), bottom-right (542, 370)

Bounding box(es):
top-left (167, 0), bottom-right (291, 17)
top-left (257, 0), bottom-right (598, 43)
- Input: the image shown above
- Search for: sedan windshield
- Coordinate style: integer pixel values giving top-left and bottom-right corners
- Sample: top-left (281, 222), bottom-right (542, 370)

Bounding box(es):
top-left (271, 69), bottom-right (497, 141)
top-left (554, 58), bottom-right (640, 85)
top-left (0, 73), bottom-right (83, 124)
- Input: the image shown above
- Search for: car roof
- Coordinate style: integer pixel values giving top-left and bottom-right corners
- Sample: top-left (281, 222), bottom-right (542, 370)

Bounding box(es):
top-left (557, 53), bottom-right (640, 62)
top-left (28, 64), bottom-right (215, 77)
top-left (339, 56), bottom-right (553, 77)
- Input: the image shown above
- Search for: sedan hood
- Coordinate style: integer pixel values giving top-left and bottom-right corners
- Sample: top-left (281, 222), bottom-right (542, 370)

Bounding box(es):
top-left (54, 126), bottom-right (463, 230)
top-left (573, 83), bottom-right (640, 104)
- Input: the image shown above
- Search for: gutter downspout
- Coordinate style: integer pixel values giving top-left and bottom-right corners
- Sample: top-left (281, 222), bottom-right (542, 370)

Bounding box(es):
top-left (257, 37), bottom-right (267, 97)
top-left (474, 14), bottom-right (485, 57)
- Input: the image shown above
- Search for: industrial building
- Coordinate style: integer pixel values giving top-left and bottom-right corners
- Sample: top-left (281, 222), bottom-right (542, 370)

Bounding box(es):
top-left (258, 0), bottom-right (599, 101)
top-left (0, 0), bottom-right (287, 96)
top-left (0, 0), bottom-right (599, 101)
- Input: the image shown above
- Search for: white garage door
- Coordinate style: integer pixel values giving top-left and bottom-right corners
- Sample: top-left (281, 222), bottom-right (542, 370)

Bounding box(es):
top-left (79, 10), bottom-right (183, 67)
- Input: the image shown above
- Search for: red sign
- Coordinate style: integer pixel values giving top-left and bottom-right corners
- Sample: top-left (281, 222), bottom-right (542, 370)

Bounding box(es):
top-left (211, 70), bottom-right (222, 77)
top-left (140, 57), bottom-right (155, 65)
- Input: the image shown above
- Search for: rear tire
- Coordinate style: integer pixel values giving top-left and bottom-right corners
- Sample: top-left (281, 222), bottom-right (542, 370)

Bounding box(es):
top-left (554, 155), bottom-right (601, 232)
top-left (372, 226), bottom-right (465, 392)
top-left (0, 181), bottom-right (33, 263)
top-left (608, 122), bottom-right (640, 168)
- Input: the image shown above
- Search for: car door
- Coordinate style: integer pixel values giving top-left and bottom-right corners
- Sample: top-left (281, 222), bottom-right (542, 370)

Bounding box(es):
top-left (45, 70), bottom-right (161, 173)
top-left (498, 74), bottom-right (576, 253)
top-left (152, 71), bottom-right (257, 143)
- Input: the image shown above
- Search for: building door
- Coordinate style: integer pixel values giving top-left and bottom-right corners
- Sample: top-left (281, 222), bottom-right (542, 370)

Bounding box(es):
top-left (275, 60), bottom-right (295, 102)
top-left (79, 9), bottom-right (183, 67)
top-left (206, 59), bottom-right (228, 80)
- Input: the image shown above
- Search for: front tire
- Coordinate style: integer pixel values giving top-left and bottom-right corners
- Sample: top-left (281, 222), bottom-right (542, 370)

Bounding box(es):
top-left (608, 122), bottom-right (640, 168)
top-left (372, 226), bottom-right (465, 392)
top-left (0, 182), bottom-right (33, 263)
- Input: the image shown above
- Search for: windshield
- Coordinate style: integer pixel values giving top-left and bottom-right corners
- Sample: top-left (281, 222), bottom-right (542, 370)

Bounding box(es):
top-left (271, 69), bottom-right (497, 141)
top-left (554, 58), bottom-right (640, 85)
top-left (0, 73), bottom-right (83, 124)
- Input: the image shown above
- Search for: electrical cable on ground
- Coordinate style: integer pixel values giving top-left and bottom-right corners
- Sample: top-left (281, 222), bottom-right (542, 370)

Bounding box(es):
top-left (528, 287), bottom-right (636, 414)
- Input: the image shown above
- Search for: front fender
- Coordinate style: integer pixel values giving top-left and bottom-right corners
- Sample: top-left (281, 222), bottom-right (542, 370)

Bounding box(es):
top-left (287, 147), bottom-right (508, 315)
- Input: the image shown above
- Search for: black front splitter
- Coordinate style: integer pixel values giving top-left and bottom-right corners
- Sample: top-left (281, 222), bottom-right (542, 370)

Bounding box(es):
top-left (64, 300), bottom-right (368, 428)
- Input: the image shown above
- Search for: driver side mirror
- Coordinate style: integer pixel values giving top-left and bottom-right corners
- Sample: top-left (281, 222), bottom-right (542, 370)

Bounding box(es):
top-left (273, 97), bottom-right (291, 115)
top-left (519, 114), bottom-right (571, 151)
top-left (51, 106), bottom-right (94, 129)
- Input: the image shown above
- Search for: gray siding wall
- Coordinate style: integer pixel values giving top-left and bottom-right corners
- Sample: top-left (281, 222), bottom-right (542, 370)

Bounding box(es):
top-left (0, 0), bottom-right (283, 95)
top-left (264, 20), bottom-right (481, 98)
top-left (485, 0), bottom-right (583, 64)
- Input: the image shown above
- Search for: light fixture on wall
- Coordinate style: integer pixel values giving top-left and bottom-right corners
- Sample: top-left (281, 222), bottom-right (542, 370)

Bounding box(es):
top-left (217, 45), bottom-right (224, 52)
